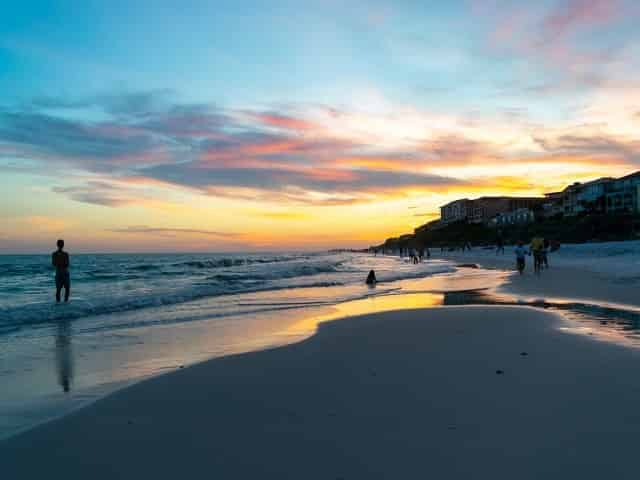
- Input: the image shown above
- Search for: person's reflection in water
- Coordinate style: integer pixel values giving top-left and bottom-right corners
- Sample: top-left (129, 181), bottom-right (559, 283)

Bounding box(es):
top-left (55, 320), bottom-right (74, 393)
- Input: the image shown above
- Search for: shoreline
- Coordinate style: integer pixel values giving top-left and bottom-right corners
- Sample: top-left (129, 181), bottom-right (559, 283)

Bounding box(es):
top-left (2, 254), bottom-right (640, 444)
top-left (4, 305), bottom-right (640, 478)
top-left (0, 276), bottom-right (465, 441)
top-left (433, 249), bottom-right (640, 309)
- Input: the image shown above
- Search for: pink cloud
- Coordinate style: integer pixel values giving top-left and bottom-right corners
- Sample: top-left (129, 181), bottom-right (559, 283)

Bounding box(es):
top-left (251, 112), bottom-right (318, 131)
top-left (542, 0), bottom-right (618, 39)
top-left (480, 0), bottom-right (628, 90)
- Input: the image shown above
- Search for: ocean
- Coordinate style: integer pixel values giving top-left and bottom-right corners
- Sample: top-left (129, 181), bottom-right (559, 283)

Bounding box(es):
top-left (3, 245), bottom-right (640, 440)
top-left (0, 252), bottom-right (455, 331)
top-left (0, 251), bottom-right (467, 439)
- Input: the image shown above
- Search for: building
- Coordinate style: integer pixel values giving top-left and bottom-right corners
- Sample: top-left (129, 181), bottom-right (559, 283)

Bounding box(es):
top-left (414, 219), bottom-right (443, 235)
top-left (468, 197), bottom-right (545, 224)
top-left (440, 199), bottom-right (473, 224)
top-left (563, 178), bottom-right (613, 216)
top-left (435, 171), bottom-right (640, 230)
top-left (606, 171), bottom-right (640, 214)
top-left (541, 191), bottom-right (565, 218)
top-left (492, 208), bottom-right (535, 226)
top-left (440, 196), bottom-right (546, 225)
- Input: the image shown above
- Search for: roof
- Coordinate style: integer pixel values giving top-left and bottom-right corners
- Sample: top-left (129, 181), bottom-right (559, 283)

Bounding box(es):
top-left (440, 198), bottom-right (470, 208)
top-left (617, 170), bottom-right (640, 181)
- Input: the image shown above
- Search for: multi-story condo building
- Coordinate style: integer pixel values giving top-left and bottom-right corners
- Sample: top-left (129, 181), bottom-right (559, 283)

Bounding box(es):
top-left (436, 171), bottom-right (640, 229)
top-left (563, 178), bottom-right (613, 216)
top-left (492, 208), bottom-right (536, 226)
top-left (606, 171), bottom-right (640, 214)
top-left (440, 199), bottom-right (473, 224)
top-left (468, 197), bottom-right (545, 224)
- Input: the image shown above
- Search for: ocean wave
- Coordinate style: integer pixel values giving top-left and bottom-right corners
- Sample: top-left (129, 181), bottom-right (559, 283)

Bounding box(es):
top-left (205, 262), bottom-right (340, 283)
top-left (0, 280), bottom-right (347, 329)
top-left (174, 254), bottom-right (309, 270)
top-left (0, 253), bottom-right (458, 331)
top-left (0, 264), bottom-right (51, 277)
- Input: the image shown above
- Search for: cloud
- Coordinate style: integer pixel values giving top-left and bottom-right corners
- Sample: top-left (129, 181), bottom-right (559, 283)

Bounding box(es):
top-left (140, 161), bottom-right (462, 199)
top-left (52, 181), bottom-right (135, 207)
top-left (139, 104), bottom-right (231, 138)
top-left (108, 226), bottom-right (240, 238)
top-left (541, 0), bottom-right (618, 40)
top-left (533, 132), bottom-right (640, 164)
top-left (30, 89), bottom-right (175, 117)
top-left (480, 0), bottom-right (631, 92)
top-left (6, 89), bottom-right (637, 209)
top-left (249, 112), bottom-right (317, 131)
top-left (0, 110), bottom-right (161, 167)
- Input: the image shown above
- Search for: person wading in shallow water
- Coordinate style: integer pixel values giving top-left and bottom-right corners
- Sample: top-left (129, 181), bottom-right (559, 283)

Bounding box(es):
top-left (52, 239), bottom-right (71, 303)
top-left (366, 270), bottom-right (377, 286)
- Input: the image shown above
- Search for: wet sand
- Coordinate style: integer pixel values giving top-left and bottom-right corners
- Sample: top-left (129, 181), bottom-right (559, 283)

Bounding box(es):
top-left (439, 252), bottom-right (640, 308)
top-left (3, 306), bottom-right (640, 479)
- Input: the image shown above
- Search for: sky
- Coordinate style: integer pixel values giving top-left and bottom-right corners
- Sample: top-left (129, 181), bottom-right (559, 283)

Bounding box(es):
top-left (1, 0), bottom-right (639, 252)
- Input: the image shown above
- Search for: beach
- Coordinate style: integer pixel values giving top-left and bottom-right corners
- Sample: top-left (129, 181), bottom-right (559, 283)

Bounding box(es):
top-left (2, 245), bottom-right (640, 478)
top-left (435, 242), bottom-right (640, 308)
top-left (3, 305), bottom-right (640, 479)
top-left (5, 2), bottom-right (640, 476)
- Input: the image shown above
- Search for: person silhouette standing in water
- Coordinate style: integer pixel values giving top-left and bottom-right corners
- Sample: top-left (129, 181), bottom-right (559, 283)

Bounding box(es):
top-left (52, 239), bottom-right (70, 302)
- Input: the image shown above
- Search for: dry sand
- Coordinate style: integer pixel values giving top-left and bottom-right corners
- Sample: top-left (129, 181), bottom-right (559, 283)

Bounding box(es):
top-left (3, 306), bottom-right (640, 479)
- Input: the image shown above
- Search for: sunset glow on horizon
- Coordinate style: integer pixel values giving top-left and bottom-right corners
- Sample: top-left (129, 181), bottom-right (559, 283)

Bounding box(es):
top-left (1, 0), bottom-right (639, 252)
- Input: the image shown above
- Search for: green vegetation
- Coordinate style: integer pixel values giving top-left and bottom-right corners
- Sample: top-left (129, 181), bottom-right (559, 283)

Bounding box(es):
top-left (373, 214), bottom-right (640, 251)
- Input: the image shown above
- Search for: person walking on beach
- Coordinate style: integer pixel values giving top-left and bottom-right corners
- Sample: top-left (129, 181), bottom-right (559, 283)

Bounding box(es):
top-left (514, 240), bottom-right (528, 275)
top-left (52, 239), bottom-right (71, 303)
top-left (530, 235), bottom-right (544, 274)
top-left (542, 238), bottom-right (550, 269)
top-left (496, 233), bottom-right (505, 255)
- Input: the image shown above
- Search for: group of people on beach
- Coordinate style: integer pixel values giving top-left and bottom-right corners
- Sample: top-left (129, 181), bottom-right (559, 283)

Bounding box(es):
top-left (373, 246), bottom-right (432, 264)
top-left (514, 236), bottom-right (554, 275)
top-left (407, 246), bottom-right (430, 264)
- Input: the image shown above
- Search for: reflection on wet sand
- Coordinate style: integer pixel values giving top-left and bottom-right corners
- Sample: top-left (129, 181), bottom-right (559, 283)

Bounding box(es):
top-left (280, 282), bottom-right (640, 350)
top-left (284, 292), bottom-right (445, 338)
top-left (55, 320), bottom-right (74, 393)
top-left (443, 289), bottom-right (640, 347)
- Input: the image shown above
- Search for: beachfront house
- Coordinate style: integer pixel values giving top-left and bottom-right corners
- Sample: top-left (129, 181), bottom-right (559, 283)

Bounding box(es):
top-left (468, 197), bottom-right (545, 224)
top-left (606, 171), bottom-right (640, 214)
top-left (440, 196), bottom-right (546, 225)
top-left (492, 208), bottom-right (535, 226)
top-left (563, 178), bottom-right (613, 216)
top-left (541, 191), bottom-right (565, 218)
top-left (440, 199), bottom-right (473, 224)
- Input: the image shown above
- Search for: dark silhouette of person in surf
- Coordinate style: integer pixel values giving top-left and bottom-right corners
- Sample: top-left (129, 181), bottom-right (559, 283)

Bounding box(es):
top-left (52, 239), bottom-right (70, 302)
top-left (366, 269), bottom-right (377, 286)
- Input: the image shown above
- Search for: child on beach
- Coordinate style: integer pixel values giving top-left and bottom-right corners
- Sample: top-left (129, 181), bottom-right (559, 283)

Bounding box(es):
top-left (514, 241), bottom-right (528, 275)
